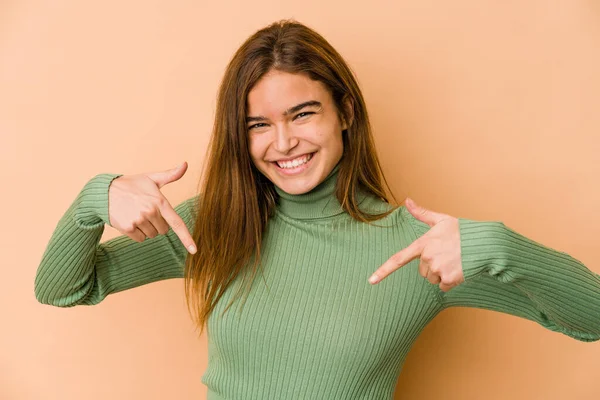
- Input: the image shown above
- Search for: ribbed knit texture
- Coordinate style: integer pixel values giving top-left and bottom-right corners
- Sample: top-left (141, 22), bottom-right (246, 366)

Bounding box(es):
top-left (35, 164), bottom-right (600, 399)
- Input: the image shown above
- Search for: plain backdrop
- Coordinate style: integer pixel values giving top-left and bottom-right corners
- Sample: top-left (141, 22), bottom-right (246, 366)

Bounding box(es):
top-left (1, 1), bottom-right (599, 399)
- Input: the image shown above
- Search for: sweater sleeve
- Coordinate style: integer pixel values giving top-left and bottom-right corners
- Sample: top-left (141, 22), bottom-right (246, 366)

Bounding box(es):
top-left (34, 173), bottom-right (199, 307)
top-left (404, 208), bottom-right (600, 343)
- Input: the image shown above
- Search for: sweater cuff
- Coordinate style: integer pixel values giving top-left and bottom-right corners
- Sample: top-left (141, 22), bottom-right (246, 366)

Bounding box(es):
top-left (458, 218), bottom-right (507, 282)
top-left (75, 173), bottom-right (123, 228)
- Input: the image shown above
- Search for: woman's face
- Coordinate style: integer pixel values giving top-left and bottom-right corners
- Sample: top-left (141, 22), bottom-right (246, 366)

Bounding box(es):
top-left (246, 69), bottom-right (348, 195)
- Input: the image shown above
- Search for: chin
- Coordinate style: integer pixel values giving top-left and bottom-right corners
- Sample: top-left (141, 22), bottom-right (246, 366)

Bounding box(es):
top-left (278, 182), bottom-right (315, 195)
top-left (272, 175), bottom-right (318, 195)
top-left (274, 170), bottom-right (323, 195)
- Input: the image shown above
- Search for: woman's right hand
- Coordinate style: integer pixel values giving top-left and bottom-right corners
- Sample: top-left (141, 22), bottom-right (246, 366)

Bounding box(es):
top-left (107, 161), bottom-right (197, 254)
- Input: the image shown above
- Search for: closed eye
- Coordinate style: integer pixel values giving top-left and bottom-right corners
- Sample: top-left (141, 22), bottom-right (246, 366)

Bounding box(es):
top-left (247, 112), bottom-right (315, 130)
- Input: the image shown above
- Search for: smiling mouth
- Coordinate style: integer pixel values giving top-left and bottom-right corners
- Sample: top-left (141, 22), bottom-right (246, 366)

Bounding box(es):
top-left (271, 152), bottom-right (316, 173)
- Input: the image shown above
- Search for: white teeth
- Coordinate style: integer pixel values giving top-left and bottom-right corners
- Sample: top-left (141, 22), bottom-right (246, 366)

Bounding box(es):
top-left (276, 153), bottom-right (313, 169)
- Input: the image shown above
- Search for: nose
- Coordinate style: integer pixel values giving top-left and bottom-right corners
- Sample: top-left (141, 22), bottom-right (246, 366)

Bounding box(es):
top-left (273, 125), bottom-right (299, 154)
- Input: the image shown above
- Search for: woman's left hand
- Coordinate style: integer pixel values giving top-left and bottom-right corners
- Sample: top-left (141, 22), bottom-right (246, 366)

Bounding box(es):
top-left (368, 198), bottom-right (465, 292)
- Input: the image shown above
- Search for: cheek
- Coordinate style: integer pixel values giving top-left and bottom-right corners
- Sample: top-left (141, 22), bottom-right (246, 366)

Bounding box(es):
top-left (248, 136), bottom-right (268, 162)
top-left (313, 125), bottom-right (341, 147)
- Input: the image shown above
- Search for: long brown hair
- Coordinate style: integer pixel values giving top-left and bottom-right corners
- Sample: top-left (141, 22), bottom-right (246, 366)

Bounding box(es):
top-left (184, 19), bottom-right (399, 337)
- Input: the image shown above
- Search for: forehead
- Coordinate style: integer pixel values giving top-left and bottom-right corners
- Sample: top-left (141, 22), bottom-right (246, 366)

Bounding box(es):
top-left (246, 70), bottom-right (330, 114)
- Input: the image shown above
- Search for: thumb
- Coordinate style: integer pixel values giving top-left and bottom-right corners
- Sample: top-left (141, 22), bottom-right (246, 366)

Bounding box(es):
top-left (146, 161), bottom-right (188, 188)
top-left (405, 197), bottom-right (442, 227)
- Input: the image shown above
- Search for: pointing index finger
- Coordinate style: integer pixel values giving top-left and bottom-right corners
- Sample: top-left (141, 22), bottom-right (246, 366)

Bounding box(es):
top-left (159, 201), bottom-right (197, 254)
top-left (368, 236), bottom-right (425, 284)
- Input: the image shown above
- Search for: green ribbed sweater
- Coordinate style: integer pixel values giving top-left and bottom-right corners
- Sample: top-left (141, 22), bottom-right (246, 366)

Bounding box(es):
top-left (35, 163), bottom-right (600, 399)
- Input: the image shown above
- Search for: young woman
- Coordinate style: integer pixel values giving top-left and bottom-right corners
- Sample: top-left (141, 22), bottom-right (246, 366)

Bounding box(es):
top-left (35, 19), bottom-right (600, 400)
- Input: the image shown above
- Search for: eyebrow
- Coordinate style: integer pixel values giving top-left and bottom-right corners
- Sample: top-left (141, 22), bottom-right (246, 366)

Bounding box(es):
top-left (246, 100), bottom-right (322, 123)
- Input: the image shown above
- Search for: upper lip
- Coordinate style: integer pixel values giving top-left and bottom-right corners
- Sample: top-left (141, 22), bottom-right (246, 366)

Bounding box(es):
top-left (272, 152), bottom-right (314, 162)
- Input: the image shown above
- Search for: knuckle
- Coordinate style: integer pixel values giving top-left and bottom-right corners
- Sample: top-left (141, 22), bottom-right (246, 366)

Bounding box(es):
top-left (441, 276), bottom-right (455, 286)
top-left (420, 252), bottom-right (433, 263)
top-left (157, 197), bottom-right (169, 208)
top-left (390, 253), bottom-right (404, 265)
top-left (147, 206), bottom-right (160, 217)
top-left (170, 220), bottom-right (181, 231)
top-left (140, 205), bottom-right (156, 217)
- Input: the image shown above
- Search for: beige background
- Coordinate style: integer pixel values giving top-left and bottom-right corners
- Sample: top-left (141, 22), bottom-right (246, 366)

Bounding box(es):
top-left (2, 1), bottom-right (599, 399)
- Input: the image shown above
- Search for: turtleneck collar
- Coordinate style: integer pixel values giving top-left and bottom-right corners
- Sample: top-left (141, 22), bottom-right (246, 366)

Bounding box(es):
top-left (274, 162), bottom-right (347, 220)
top-left (274, 161), bottom-right (385, 221)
